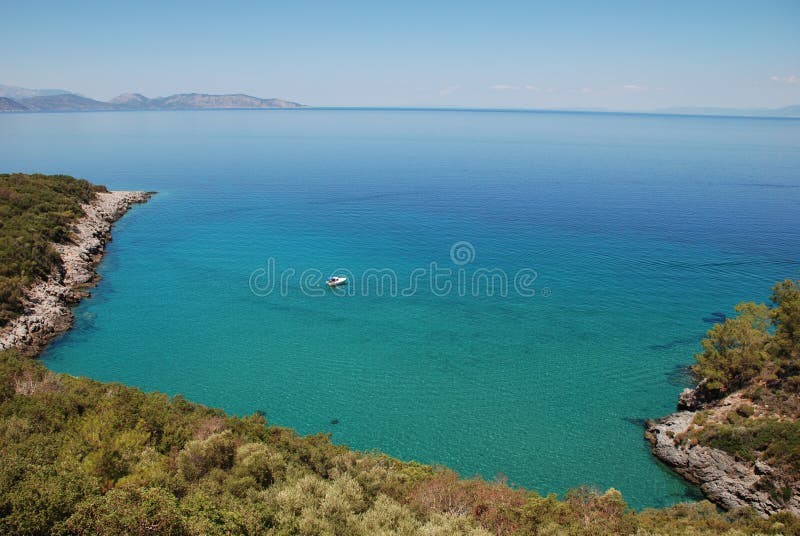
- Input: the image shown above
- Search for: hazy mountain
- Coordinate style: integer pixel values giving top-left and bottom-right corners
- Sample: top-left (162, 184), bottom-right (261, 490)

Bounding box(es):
top-left (0, 87), bottom-right (306, 112)
top-left (0, 97), bottom-right (28, 111)
top-left (775, 105), bottom-right (800, 117)
top-left (108, 93), bottom-right (152, 108)
top-left (20, 94), bottom-right (115, 112)
top-left (0, 84), bottom-right (72, 100)
top-left (108, 92), bottom-right (305, 110)
top-left (149, 93), bottom-right (304, 109)
top-left (655, 105), bottom-right (800, 118)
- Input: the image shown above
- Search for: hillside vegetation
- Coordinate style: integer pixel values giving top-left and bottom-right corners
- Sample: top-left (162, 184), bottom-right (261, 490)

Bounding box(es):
top-left (0, 173), bottom-right (106, 325)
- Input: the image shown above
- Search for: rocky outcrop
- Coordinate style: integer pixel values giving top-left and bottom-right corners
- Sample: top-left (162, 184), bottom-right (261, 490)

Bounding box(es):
top-left (647, 393), bottom-right (800, 517)
top-left (0, 190), bottom-right (152, 354)
top-left (676, 386), bottom-right (708, 411)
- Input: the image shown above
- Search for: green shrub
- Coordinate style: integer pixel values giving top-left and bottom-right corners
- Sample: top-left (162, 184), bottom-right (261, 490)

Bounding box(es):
top-left (231, 442), bottom-right (277, 487)
top-left (696, 419), bottom-right (800, 472)
top-left (177, 431), bottom-right (236, 482)
top-left (696, 425), bottom-right (756, 462)
top-left (58, 487), bottom-right (187, 536)
top-left (693, 411), bottom-right (708, 426)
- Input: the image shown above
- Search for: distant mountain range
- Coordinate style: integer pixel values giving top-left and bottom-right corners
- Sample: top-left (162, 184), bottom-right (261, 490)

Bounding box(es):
top-left (654, 105), bottom-right (800, 118)
top-left (108, 92), bottom-right (304, 110)
top-left (0, 85), bottom-right (305, 112)
top-left (2, 84), bottom-right (799, 117)
top-left (0, 84), bottom-right (73, 100)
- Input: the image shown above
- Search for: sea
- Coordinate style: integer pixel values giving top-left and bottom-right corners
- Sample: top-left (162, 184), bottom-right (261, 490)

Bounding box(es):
top-left (1, 108), bottom-right (798, 510)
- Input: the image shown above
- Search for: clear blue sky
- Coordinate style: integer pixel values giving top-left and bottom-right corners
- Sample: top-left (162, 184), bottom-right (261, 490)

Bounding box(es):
top-left (2, 0), bottom-right (798, 109)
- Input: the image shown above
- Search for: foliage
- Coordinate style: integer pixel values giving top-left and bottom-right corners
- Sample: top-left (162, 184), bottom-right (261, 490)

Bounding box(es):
top-left (771, 279), bottom-right (800, 380)
top-left (692, 302), bottom-right (772, 398)
top-left (692, 280), bottom-right (800, 400)
top-left (697, 418), bottom-right (800, 475)
top-left (0, 173), bottom-right (106, 325)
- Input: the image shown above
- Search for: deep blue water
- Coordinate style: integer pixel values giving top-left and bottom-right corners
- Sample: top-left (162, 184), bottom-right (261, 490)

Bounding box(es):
top-left (2, 109), bottom-right (799, 509)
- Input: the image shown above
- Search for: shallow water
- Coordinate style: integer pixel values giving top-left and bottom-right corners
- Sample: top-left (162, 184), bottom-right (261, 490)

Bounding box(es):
top-left (2, 109), bottom-right (799, 509)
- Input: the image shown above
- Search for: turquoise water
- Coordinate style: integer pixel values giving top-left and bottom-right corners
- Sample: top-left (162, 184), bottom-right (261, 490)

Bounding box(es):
top-left (2, 109), bottom-right (799, 509)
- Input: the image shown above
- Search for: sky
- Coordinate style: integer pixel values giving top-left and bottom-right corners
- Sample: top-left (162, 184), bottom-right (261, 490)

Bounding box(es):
top-left (2, 0), bottom-right (799, 110)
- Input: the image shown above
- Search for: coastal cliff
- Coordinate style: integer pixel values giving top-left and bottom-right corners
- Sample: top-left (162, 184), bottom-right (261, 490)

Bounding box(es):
top-left (647, 390), bottom-right (800, 517)
top-left (0, 190), bottom-right (152, 354)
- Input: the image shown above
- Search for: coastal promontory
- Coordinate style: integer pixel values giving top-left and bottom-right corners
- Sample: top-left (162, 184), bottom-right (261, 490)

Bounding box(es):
top-left (647, 284), bottom-right (800, 517)
top-left (0, 176), bottom-right (152, 353)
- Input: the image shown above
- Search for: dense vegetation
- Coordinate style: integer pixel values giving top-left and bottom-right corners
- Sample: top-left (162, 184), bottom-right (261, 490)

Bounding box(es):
top-left (1, 174), bottom-right (799, 534)
top-left (692, 279), bottom-right (800, 401)
top-left (0, 173), bottom-right (106, 325)
top-left (2, 348), bottom-right (799, 535)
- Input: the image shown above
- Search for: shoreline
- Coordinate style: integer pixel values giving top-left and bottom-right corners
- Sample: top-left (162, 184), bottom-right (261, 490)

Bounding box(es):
top-left (0, 178), bottom-right (797, 531)
top-left (1, 181), bottom-right (795, 520)
top-left (0, 190), bottom-right (153, 355)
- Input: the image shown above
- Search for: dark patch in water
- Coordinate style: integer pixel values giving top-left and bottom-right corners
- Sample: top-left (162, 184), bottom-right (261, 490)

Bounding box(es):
top-left (666, 364), bottom-right (694, 388)
top-left (702, 311), bottom-right (726, 324)
top-left (311, 190), bottom-right (424, 205)
top-left (654, 259), bottom-right (798, 270)
top-left (733, 182), bottom-right (800, 189)
top-left (624, 417), bottom-right (648, 428)
top-left (648, 337), bottom-right (697, 351)
top-left (330, 419), bottom-right (340, 425)
top-left (680, 485), bottom-right (707, 502)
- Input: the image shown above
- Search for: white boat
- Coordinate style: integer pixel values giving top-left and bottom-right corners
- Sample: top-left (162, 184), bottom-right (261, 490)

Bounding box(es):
top-left (326, 276), bottom-right (348, 287)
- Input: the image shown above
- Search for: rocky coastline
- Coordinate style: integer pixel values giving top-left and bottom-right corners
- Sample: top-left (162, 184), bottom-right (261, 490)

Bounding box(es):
top-left (646, 388), bottom-right (800, 517)
top-left (0, 190), bottom-right (152, 355)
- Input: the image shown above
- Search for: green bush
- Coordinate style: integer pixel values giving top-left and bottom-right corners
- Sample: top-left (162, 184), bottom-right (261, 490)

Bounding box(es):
top-left (177, 431), bottom-right (236, 482)
top-left (58, 487), bottom-right (187, 536)
top-left (696, 419), bottom-right (800, 473)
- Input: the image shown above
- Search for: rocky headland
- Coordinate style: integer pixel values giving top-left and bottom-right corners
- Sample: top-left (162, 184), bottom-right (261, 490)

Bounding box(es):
top-left (647, 387), bottom-right (800, 517)
top-left (0, 190), bottom-right (152, 354)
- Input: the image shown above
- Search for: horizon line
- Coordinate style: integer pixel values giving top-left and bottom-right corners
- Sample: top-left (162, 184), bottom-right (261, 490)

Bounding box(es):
top-left (4, 104), bottom-right (798, 121)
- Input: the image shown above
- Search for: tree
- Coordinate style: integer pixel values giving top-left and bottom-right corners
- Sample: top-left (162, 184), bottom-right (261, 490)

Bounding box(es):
top-left (692, 302), bottom-right (772, 399)
top-left (770, 279), bottom-right (800, 382)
